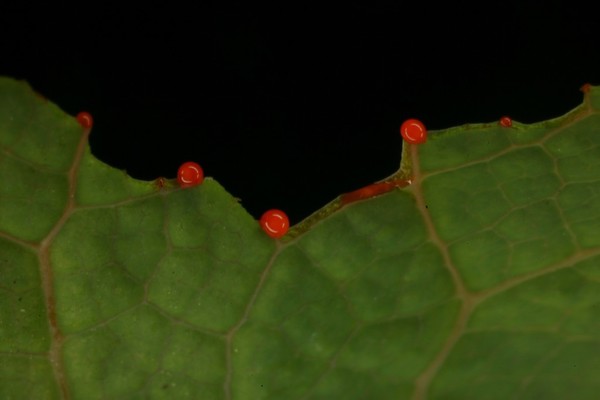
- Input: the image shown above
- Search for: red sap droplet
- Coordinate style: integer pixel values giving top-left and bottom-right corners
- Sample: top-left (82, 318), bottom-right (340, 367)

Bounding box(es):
top-left (76, 112), bottom-right (93, 129)
top-left (581, 83), bottom-right (592, 93)
top-left (260, 209), bottom-right (289, 238)
top-left (499, 116), bottom-right (512, 127)
top-left (400, 119), bottom-right (427, 144)
top-left (177, 162), bottom-right (204, 188)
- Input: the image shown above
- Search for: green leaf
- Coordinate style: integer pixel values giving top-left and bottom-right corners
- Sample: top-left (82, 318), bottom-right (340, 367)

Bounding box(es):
top-left (1, 77), bottom-right (600, 399)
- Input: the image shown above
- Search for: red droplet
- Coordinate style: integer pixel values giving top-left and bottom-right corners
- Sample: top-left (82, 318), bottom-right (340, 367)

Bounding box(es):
top-left (400, 119), bottom-right (427, 144)
top-left (581, 83), bottom-right (592, 93)
top-left (177, 161), bottom-right (204, 188)
top-left (76, 111), bottom-right (93, 129)
top-left (499, 116), bottom-right (512, 127)
top-left (260, 209), bottom-right (289, 238)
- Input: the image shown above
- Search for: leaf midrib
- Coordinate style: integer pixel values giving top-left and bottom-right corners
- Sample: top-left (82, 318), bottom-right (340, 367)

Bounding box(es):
top-left (38, 125), bottom-right (90, 400)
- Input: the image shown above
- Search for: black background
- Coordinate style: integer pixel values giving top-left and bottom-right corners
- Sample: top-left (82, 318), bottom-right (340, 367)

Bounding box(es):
top-left (2, 3), bottom-right (599, 224)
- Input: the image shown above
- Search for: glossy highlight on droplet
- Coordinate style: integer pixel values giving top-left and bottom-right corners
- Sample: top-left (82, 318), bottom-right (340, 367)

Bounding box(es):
top-left (260, 209), bottom-right (289, 238)
top-left (499, 116), bottom-right (512, 127)
top-left (76, 111), bottom-right (93, 129)
top-left (400, 119), bottom-right (427, 144)
top-left (177, 161), bottom-right (204, 188)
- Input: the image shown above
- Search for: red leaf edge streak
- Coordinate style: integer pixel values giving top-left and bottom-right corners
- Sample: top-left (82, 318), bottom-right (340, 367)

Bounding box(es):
top-left (340, 178), bottom-right (412, 206)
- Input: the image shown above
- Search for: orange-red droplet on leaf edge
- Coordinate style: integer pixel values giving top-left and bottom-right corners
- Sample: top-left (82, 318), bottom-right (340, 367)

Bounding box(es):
top-left (400, 119), bottom-right (427, 144)
top-left (499, 116), bottom-right (512, 127)
top-left (76, 111), bottom-right (93, 129)
top-left (581, 83), bottom-right (592, 93)
top-left (260, 209), bottom-right (289, 238)
top-left (177, 161), bottom-right (204, 187)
